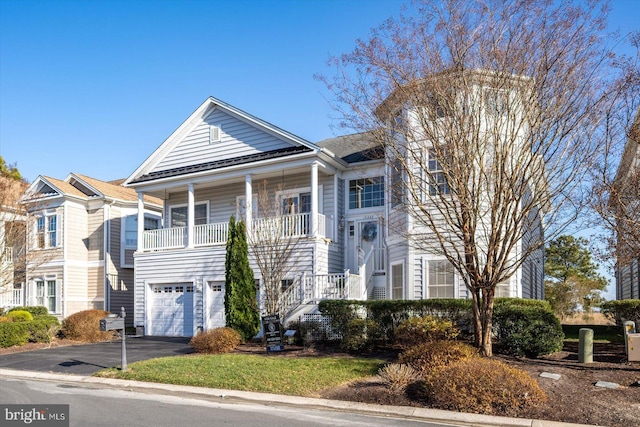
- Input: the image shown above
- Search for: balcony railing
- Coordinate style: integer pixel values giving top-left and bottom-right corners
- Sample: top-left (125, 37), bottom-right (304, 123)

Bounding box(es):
top-left (0, 287), bottom-right (24, 308)
top-left (141, 213), bottom-right (333, 252)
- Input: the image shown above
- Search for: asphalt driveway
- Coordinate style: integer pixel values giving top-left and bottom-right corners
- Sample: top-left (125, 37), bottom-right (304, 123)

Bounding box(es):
top-left (0, 336), bottom-right (192, 375)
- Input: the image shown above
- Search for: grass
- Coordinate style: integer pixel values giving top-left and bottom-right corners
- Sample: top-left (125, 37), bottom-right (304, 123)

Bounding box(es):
top-left (94, 353), bottom-right (384, 396)
top-left (562, 324), bottom-right (624, 343)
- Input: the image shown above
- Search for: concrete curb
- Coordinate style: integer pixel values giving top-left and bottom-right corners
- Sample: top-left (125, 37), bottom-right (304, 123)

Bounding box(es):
top-left (0, 368), bottom-right (594, 427)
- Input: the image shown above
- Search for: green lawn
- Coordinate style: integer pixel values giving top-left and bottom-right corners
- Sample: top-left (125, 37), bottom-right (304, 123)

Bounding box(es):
top-left (94, 353), bottom-right (384, 396)
top-left (562, 324), bottom-right (624, 343)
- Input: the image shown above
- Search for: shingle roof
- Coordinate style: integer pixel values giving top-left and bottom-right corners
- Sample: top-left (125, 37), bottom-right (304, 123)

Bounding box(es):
top-left (130, 145), bottom-right (313, 184)
top-left (317, 132), bottom-right (384, 163)
top-left (73, 174), bottom-right (162, 206)
top-left (42, 176), bottom-right (89, 199)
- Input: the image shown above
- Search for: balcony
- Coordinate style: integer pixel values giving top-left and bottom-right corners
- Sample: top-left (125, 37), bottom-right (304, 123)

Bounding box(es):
top-left (141, 213), bottom-right (333, 252)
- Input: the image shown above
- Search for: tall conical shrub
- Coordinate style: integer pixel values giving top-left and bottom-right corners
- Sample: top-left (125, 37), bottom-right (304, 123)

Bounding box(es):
top-left (224, 216), bottom-right (260, 341)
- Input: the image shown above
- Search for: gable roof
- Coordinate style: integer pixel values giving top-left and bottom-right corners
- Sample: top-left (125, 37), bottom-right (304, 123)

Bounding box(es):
top-left (125, 96), bottom-right (321, 186)
top-left (24, 174), bottom-right (162, 206)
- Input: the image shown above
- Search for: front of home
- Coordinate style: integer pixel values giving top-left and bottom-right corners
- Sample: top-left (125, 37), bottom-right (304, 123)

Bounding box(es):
top-left (125, 91), bottom-right (545, 337)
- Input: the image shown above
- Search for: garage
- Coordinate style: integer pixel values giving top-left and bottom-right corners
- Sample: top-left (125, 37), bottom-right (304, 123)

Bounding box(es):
top-left (150, 283), bottom-right (194, 336)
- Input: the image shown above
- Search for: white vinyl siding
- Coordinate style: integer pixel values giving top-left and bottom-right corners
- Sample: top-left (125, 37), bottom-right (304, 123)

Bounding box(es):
top-left (153, 108), bottom-right (294, 173)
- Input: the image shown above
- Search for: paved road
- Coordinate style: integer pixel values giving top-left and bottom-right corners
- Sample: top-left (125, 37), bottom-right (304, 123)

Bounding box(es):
top-left (0, 336), bottom-right (192, 374)
top-left (0, 377), bottom-right (454, 427)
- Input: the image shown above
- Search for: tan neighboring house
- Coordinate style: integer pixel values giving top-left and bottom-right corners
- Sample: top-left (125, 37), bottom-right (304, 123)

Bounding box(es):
top-left (22, 173), bottom-right (162, 323)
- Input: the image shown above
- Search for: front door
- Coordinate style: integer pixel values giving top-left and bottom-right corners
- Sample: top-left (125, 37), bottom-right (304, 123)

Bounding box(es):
top-left (346, 219), bottom-right (381, 273)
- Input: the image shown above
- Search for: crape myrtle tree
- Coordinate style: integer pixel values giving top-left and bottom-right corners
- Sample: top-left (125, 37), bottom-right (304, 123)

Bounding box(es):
top-left (544, 235), bottom-right (608, 319)
top-left (0, 157), bottom-right (28, 296)
top-left (224, 216), bottom-right (260, 341)
top-left (247, 181), bottom-right (307, 320)
top-left (318, 0), bottom-right (634, 355)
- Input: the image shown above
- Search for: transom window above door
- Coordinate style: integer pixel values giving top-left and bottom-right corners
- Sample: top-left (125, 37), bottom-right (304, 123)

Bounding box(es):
top-left (170, 203), bottom-right (208, 227)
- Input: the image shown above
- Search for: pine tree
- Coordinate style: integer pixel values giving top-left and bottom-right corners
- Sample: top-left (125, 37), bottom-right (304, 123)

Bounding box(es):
top-left (224, 216), bottom-right (260, 341)
top-left (545, 235), bottom-right (608, 319)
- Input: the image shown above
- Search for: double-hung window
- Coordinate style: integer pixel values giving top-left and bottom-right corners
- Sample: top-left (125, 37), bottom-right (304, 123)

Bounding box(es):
top-left (36, 215), bottom-right (57, 249)
top-left (35, 279), bottom-right (58, 313)
top-left (427, 148), bottom-right (450, 196)
top-left (349, 177), bottom-right (385, 209)
top-left (170, 203), bottom-right (208, 227)
top-left (428, 260), bottom-right (455, 298)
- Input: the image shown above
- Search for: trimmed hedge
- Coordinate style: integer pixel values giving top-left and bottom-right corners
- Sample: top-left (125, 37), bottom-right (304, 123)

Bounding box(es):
top-left (601, 300), bottom-right (640, 327)
top-left (318, 298), bottom-right (551, 346)
top-left (8, 306), bottom-right (50, 317)
top-left (493, 305), bottom-right (564, 357)
top-left (0, 322), bottom-right (29, 347)
top-left (0, 315), bottom-right (61, 347)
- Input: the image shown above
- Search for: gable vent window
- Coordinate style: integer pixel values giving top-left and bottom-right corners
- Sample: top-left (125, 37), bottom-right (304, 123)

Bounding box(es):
top-left (209, 125), bottom-right (221, 143)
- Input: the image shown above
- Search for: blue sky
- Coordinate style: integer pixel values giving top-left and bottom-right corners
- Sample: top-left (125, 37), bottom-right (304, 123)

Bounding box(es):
top-left (1, 0), bottom-right (638, 184)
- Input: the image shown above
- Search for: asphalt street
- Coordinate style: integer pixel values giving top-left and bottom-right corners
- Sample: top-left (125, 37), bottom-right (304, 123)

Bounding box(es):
top-left (0, 336), bottom-right (192, 374)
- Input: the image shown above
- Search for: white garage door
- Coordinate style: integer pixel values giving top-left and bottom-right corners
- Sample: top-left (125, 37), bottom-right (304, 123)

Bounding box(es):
top-left (150, 284), bottom-right (194, 336)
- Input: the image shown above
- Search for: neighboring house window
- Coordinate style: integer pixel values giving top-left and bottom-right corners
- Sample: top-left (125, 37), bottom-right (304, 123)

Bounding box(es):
top-left (485, 89), bottom-right (508, 116)
top-left (124, 215), bottom-right (160, 248)
top-left (349, 177), bottom-right (385, 209)
top-left (391, 262), bottom-right (404, 300)
top-left (36, 215), bottom-right (57, 249)
top-left (35, 279), bottom-right (57, 313)
top-left (170, 203), bottom-right (208, 227)
top-left (428, 260), bottom-right (455, 298)
top-left (427, 149), bottom-right (450, 196)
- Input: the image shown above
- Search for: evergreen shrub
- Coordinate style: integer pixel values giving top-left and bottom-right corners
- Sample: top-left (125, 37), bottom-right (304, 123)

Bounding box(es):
top-left (601, 300), bottom-right (640, 327)
top-left (6, 310), bottom-right (33, 322)
top-left (394, 316), bottom-right (459, 348)
top-left (341, 319), bottom-right (380, 353)
top-left (8, 306), bottom-right (49, 317)
top-left (493, 305), bottom-right (564, 357)
top-left (0, 322), bottom-right (29, 347)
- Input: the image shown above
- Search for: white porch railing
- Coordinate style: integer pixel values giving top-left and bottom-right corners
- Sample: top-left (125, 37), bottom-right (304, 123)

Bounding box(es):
top-left (2, 248), bottom-right (14, 264)
top-left (143, 226), bottom-right (186, 251)
top-left (142, 213), bottom-right (332, 251)
top-left (0, 287), bottom-right (24, 308)
top-left (193, 223), bottom-right (229, 247)
top-left (303, 271), bottom-right (365, 301)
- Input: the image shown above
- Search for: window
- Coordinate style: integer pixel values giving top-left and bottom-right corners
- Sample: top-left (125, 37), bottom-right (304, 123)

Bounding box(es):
top-left (391, 263), bottom-right (404, 300)
top-left (484, 89), bottom-right (508, 116)
top-left (124, 215), bottom-right (160, 248)
top-left (281, 192), bottom-right (311, 215)
top-left (35, 280), bottom-right (57, 313)
top-left (349, 177), bottom-right (385, 209)
top-left (496, 282), bottom-right (511, 298)
top-left (36, 215), bottom-right (57, 249)
top-left (427, 149), bottom-right (450, 196)
top-left (428, 260), bottom-right (454, 298)
top-left (170, 203), bottom-right (208, 227)
top-left (281, 279), bottom-right (294, 292)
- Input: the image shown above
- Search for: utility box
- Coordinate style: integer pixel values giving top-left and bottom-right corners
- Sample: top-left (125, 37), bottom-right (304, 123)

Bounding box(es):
top-left (627, 333), bottom-right (640, 362)
top-left (100, 316), bottom-right (124, 331)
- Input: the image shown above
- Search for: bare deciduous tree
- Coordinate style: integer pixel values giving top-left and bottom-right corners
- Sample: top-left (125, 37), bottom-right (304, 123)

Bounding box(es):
top-left (0, 175), bottom-right (28, 297)
top-left (246, 181), bottom-right (309, 319)
top-left (318, 0), bottom-right (635, 355)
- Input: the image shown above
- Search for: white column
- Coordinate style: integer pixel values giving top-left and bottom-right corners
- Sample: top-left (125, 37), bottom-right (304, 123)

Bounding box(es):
top-left (245, 174), bottom-right (253, 235)
top-left (311, 162), bottom-right (318, 237)
top-left (137, 192), bottom-right (144, 251)
top-left (187, 184), bottom-right (195, 248)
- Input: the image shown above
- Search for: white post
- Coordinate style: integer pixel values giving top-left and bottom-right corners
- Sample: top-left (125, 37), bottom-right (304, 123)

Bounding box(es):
top-left (137, 192), bottom-right (144, 251)
top-left (301, 272), bottom-right (306, 304)
top-left (245, 174), bottom-right (253, 235)
top-left (311, 162), bottom-right (318, 237)
top-left (187, 183), bottom-right (195, 248)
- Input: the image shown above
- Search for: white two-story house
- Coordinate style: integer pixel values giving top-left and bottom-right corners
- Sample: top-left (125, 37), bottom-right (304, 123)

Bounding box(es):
top-left (125, 85), bottom-right (544, 337)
